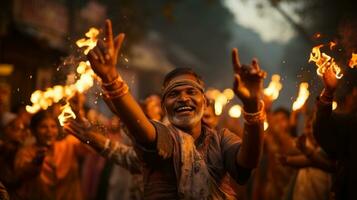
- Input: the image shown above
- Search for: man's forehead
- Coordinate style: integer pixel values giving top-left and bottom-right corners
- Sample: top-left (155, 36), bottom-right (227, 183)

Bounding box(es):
top-left (171, 74), bottom-right (198, 82)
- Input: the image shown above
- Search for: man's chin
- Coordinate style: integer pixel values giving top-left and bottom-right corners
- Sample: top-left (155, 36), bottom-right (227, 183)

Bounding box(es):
top-left (170, 116), bottom-right (199, 129)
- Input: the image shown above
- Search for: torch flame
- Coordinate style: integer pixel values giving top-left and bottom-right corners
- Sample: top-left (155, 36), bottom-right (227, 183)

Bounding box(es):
top-left (58, 103), bottom-right (76, 126)
top-left (264, 74), bottom-right (283, 100)
top-left (309, 44), bottom-right (343, 79)
top-left (228, 104), bottom-right (242, 118)
top-left (292, 82), bottom-right (310, 111)
top-left (348, 53), bottom-right (357, 69)
top-left (76, 28), bottom-right (99, 55)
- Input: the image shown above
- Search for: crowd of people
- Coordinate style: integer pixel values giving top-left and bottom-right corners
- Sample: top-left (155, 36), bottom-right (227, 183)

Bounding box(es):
top-left (0, 19), bottom-right (356, 200)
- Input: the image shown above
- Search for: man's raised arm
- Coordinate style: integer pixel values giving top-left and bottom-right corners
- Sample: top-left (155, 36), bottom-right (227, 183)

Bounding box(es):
top-left (231, 48), bottom-right (265, 169)
top-left (87, 20), bottom-right (156, 146)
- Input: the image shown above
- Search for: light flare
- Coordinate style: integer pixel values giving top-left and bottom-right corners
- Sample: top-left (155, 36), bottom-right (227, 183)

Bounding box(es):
top-left (228, 104), bottom-right (242, 118)
top-left (292, 82), bottom-right (310, 111)
top-left (332, 101), bottom-right (337, 110)
top-left (214, 94), bottom-right (228, 116)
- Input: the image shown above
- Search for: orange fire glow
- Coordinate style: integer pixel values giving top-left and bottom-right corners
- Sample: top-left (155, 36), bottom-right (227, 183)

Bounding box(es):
top-left (292, 82), bottom-right (309, 111)
top-left (27, 27), bottom-right (99, 125)
top-left (264, 74), bottom-right (283, 100)
top-left (76, 28), bottom-right (100, 55)
top-left (58, 103), bottom-right (76, 126)
top-left (309, 44), bottom-right (343, 79)
top-left (349, 53), bottom-right (357, 69)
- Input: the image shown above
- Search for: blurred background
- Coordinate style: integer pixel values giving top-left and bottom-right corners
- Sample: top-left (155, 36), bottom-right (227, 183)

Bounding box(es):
top-left (0, 0), bottom-right (356, 115)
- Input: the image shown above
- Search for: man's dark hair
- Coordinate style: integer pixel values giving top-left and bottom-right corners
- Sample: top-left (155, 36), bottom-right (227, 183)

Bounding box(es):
top-left (273, 107), bottom-right (290, 118)
top-left (163, 68), bottom-right (204, 88)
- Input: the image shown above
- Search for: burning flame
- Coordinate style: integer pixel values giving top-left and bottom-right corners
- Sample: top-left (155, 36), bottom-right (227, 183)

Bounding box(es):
top-left (264, 74), bottom-right (283, 100)
top-left (332, 101), bottom-right (337, 110)
top-left (292, 82), bottom-right (310, 111)
top-left (349, 53), bottom-right (357, 69)
top-left (26, 27), bottom-right (99, 125)
top-left (309, 44), bottom-right (343, 79)
top-left (58, 103), bottom-right (76, 126)
top-left (26, 62), bottom-right (95, 115)
top-left (76, 28), bottom-right (100, 55)
top-left (228, 104), bottom-right (242, 118)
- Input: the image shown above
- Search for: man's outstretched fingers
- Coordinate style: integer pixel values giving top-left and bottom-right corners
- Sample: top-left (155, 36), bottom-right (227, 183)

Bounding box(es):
top-left (232, 48), bottom-right (241, 73)
top-left (114, 33), bottom-right (125, 56)
top-left (97, 40), bottom-right (110, 61)
top-left (104, 19), bottom-right (114, 49)
top-left (251, 58), bottom-right (260, 71)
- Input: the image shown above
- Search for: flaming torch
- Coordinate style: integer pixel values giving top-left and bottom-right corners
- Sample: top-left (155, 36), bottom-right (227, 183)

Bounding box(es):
top-left (26, 27), bottom-right (99, 125)
top-left (309, 44), bottom-right (343, 79)
top-left (292, 82), bottom-right (310, 111)
top-left (264, 74), bottom-right (282, 101)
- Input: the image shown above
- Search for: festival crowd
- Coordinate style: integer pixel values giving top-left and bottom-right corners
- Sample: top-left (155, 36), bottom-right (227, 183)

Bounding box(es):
top-left (0, 20), bottom-right (356, 200)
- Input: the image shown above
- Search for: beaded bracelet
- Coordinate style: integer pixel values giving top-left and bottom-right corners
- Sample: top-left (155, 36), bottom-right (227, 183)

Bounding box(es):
top-left (243, 100), bottom-right (266, 125)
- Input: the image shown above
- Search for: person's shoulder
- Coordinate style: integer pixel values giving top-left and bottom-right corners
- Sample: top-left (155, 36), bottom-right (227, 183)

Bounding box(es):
top-left (216, 128), bottom-right (242, 144)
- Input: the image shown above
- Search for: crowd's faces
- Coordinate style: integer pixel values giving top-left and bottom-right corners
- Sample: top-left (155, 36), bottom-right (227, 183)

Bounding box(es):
top-left (144, 95), bottom-right (163, 121)
top-left (34, 117), bottom-right (59, 147)
top-left (271, 112), bottom-right (290, 134)
top-left (203, 104), bottom-right (219, 129)
top-left (4, 118), bottom-right (29, 144)
top-left (164, 75), bottom-right (206, 131)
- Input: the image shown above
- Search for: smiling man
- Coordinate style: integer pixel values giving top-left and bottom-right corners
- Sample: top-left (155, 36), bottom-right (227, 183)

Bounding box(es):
top-left (65, 19), bottom-right (266, 199)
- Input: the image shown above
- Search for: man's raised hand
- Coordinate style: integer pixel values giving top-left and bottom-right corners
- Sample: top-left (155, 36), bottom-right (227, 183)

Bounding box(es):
top-left (232, 48), bottom-right (266, 112)
top-left (87, 19), bottom-right (125, 83)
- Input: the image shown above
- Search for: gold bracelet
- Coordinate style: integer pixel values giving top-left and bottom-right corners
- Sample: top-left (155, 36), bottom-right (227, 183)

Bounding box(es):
top-left (101, 75), bottom-right (124, 89)
top-left (103, 83), bottom-right (129, 99)
top-left (243, 100), bottom-right (266, 125)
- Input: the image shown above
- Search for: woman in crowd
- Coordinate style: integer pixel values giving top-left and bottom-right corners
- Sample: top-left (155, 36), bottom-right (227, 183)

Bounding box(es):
top-left (14, 110), bottom-right (86, 200)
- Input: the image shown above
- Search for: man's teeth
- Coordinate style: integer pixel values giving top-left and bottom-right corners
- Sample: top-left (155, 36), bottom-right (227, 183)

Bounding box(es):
top-left (177, 106), bottom-right (192, 111)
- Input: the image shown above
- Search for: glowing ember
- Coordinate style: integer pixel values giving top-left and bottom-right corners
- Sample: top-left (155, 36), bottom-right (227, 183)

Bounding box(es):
top-left (228, 104), bottom-right (242, 118)
top-left (332, 101), bottom-right (337, 110)
top-left (329, 41), bottom-right (336, 50)
top-left (348, 53), bottom-right (357, 68)
top-left (58, 103), bottom-right (76, 126)
top-left (264, 74), bottom-right (283, 100)
top-left (309, 44), bottom-right (343, 79)
top-left (292, 82), bottom-right (310, 111)
top-left (223, 88), bottom-right (235, 100)
top-left (76, 28), bottom-right (99, 55)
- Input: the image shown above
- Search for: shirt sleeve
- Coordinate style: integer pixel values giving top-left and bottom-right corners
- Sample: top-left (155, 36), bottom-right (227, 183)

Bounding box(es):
top-left (103, 141), bottom-right (142, 174)
top-left (313, 97), bottom-right (348, 159)
top-left (134, 121), bottom-right (174, 163)
top-left (220, 129), bottom-right (252, 184)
